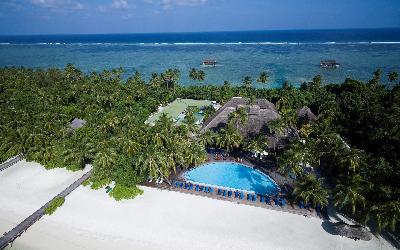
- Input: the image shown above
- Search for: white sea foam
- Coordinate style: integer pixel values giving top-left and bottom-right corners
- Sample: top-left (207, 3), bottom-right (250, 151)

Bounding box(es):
top-left (2, 41), bottom-right (400, 46)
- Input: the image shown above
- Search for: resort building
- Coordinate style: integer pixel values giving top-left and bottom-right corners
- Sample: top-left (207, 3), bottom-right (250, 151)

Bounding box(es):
top-left (146, 98), bottom-right (219, 126)
top-left (201, 97), bottom-right (315, 149)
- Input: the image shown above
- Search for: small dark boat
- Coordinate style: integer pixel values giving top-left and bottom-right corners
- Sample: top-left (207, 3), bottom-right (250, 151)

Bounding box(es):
top-left (202, 59), bottom-right (217, 66)
top-left (320, 60), bottom-right (340, 68)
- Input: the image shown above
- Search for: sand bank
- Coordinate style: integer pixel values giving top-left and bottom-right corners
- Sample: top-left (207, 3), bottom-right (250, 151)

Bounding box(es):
top-left (5, 184), bottom-right (395, 250)
top-left (0, 160), bottom-right (90, 234)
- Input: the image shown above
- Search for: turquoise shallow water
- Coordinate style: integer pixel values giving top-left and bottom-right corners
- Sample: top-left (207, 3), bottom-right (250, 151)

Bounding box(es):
top-left (1, 43), bottom-right (399, 87)
top-left (184, 162), bottom-right (279, 194)
top-left (1, 30), bottom-right (400, 87)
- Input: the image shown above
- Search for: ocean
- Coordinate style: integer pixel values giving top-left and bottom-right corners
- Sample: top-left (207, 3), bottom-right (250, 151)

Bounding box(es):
top-left (1, 29), bottom-right (400, 87)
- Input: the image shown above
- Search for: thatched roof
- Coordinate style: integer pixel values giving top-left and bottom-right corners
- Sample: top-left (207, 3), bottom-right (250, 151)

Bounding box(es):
top-left (297, 106), bottom-right (317, 121)
top-left (332, 222), bottom-right (372, 241)
top-left (201, 97), bottom-right (279, 136)
top-left (70, 118), bottom-right (86, 130)
top-left (201, 97), bottom-right (298, 149)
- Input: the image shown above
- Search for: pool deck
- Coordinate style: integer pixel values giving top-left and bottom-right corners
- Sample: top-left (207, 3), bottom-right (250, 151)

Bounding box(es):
top-left (143, 155), bottom-right (322, 219)
top-left (143, 180), bottom-right (318, 218)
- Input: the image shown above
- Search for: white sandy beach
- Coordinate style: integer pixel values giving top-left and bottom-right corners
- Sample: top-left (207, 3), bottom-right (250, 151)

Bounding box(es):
top-left (0, 160), bottom-right (90, 234)
top-left (1, 162), bottom-right (395, 250)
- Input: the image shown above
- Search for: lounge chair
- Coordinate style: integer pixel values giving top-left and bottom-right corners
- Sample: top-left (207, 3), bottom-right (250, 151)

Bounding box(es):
top-left (209, 187), bottom-right (214, 194)
top-left (266, 196), bottom-right (271, 205)
top-left (274, 198), bottom-right (279, 205)
top-left (299, 201), bottom-right (304, 209)
top-left (217, 189), bottom-right (222, 195)
top-left (239, 192), bottom-right (244, 199)
top-left (175, 181), bottom-right (180, 188)
top-left (260, 196), bottom-right (264, 203)
top-left (228, 190), bottom-right (232, 197)
top-left (199, 186), bottom-right (204, 191)
top-left (252, 195), bottom-right (257, 202)
top-left (247, 194), bottom-right (251, 200)
top-left (179, 182), bottom-right (184, 188)
top-left (281, 199), bottom-right (286, 207)
top-left (189, 183), bottom-right (193, 190)
top-left (195, 185), bottom-right (199, 191)
top-left (204, 186), bottom-right (208, 193)
top-left (222, 190), bottom-right (227, 197)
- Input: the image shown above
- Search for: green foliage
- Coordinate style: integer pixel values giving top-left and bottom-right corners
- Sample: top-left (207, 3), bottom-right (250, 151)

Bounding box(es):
top-left (242, 76), bottom-right (252, 88)
top-left (189, 68), bottom-right (206, 81)
top-left (109, 184), bottom-right (144, 201)
top-left (293, 174), bottom-right (329, 208)
top-left (257, 71), bottom-right (270, 84)
top-left (0, 66), bottom-right (399, 232)
top-left (45, 197), bottom-right (65, 215)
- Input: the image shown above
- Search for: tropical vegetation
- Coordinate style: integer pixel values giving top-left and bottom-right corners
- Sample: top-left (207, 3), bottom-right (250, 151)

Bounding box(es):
top-left (0, 65), bottom-right (399, 234)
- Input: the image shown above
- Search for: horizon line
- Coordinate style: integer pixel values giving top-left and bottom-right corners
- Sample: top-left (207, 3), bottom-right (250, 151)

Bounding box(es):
top-left (1, 27), bottom-right (400, 37)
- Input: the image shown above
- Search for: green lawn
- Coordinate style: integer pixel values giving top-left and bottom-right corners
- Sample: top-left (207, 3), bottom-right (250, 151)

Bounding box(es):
top-left (146, 98), bottom-right (213, 125)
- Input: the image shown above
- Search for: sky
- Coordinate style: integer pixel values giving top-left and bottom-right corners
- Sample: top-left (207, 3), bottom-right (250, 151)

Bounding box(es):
top-left (0, 0), bottom-right (400, 35)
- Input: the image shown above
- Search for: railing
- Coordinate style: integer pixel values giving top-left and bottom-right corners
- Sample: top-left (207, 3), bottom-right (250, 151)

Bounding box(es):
top-left (0, 155), bottom-right (23, 172)
top-left (0, 170), bottom-right (92, 250)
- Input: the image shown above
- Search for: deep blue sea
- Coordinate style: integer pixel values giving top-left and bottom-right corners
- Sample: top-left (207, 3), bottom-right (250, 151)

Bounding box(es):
top-left (1, 29), bottom-right (400, 87)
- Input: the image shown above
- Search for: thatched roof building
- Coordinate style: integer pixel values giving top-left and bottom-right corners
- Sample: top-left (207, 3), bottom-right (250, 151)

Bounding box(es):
top-left (297, 106), bottom-right (317, 121)
top-left (332, 222), bottom-right (372, 241)
top-left (200, 97), bottom-right (318, 150)
top-left (201, 97), bottom-right (278, 135)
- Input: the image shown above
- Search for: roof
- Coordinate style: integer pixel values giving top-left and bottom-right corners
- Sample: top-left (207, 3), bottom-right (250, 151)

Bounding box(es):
top-left (201, 97), bottom-right (279, 135)
top-left (70, 118), bottom-right (86, 130)
top-left (297, 106), bottom-right (317, 121)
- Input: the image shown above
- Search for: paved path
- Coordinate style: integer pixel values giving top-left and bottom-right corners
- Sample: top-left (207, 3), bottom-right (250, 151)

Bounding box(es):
top-left (0, 170), bottom-right (92, 250)
top-left (0, 156), bottom-right (22, 172)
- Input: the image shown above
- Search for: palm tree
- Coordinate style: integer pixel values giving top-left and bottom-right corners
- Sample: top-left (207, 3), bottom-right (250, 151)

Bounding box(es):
top-left (278, 142), bottom-right (309, 177)
top-left (293, 174), bottom-right (329, 208)
top-left (228, 107), bottom-right (248, 127)
top-left (197, 70), bottom-right (205, 81)
top-left (94, 149), bottom-right (118, 178)
top-left (183, 143), bottom-right (207, 167)
top-left (136, 146), bottom-right (174, 180)
top-left (373, 201), bottom-right (400, 232)
top-left (199, 130), bottom-right (217, 147)
top-left (339, 148), bottom-right (363, 173)
top-left (333, 175), bottom-right (369, 215)
top-left (121, 138), bottom-right (142, 156)
top-left (242, 76), bottom-right (252, 88)
top-left (216, 124), bottom-right (243, 152)
top-left (244, 134), bottom-right (269, 153)
top-left (257, 71), bottom-right (269, 84)
top-left (388, 71), bottom-right (398, 83)
top-left (161, 68), bottom-right (180, 90)
top-left (189, 68), bottom-right (197, 81)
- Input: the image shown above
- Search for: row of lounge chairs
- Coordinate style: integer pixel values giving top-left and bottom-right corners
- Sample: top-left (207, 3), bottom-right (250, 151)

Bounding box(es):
top-left (174, 181), bottom-right (214, 194)
top-left (174, 181), bottom-right (287, 207)
top-left (298, 200), bottom-right (321, 212)
top-left (217, 188), bottom-right (287, 206)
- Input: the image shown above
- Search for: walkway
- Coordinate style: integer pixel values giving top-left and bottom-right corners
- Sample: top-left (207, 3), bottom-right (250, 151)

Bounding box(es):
top-left (0, 170), bottom-right (92, 250)
top-left (0, 155), bottom-right (22, 172)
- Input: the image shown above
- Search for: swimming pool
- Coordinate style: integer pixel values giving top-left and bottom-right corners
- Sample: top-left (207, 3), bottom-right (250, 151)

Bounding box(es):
top-left (184, 162), bottom-right (279, 195)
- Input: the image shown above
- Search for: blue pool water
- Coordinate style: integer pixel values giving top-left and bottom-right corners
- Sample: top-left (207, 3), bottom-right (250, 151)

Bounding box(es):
top-left (184, 162), bottom-right (279, 195)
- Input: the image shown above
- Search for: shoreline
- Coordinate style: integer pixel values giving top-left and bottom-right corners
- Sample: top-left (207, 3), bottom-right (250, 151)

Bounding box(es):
top-left (0, 161), bottom-right (394, 250)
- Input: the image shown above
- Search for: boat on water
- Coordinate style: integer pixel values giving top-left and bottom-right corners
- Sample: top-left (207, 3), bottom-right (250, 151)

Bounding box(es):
top-left (202, 59), bottom-right (217, 66)
top-left (320, 60), bottom-right (341, 68)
